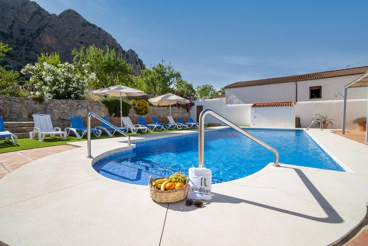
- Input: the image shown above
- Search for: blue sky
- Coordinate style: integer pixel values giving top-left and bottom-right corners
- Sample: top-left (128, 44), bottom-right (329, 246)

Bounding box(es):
top-left (34, 0), bottom-right (368, 90)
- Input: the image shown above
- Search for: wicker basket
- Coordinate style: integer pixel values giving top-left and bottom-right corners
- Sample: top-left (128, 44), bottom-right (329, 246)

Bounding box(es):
top-left (149, 176), bottom-right (189, 203)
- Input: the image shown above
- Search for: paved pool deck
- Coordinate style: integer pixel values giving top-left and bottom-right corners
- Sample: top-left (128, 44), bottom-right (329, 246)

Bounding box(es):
top-left (0, 128), bottom-right (367, 245)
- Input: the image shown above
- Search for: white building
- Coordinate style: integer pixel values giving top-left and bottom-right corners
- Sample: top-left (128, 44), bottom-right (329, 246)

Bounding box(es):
top-left (225, 66), bottom-right (367, 104)
top-left (192, 66), bottom-right (368, 129)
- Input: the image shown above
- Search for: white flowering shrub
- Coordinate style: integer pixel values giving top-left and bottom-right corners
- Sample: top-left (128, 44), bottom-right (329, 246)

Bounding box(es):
top-left (21, 62), bottom-right (98, 100)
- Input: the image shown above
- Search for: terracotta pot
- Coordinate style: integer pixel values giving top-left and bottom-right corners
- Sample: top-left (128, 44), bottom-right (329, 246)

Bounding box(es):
top-left (323, 123), bottom-right (329, 129)
top-left (358, 122), bottom-right (366, 131)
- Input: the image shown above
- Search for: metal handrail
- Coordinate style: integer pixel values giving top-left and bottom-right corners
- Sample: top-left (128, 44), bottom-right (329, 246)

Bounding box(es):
top-left (87, 112), bottom-right (131, 158)
top-left (306, 114), bottom-right (323, 131)
top-left (198, 109), bottom-right (280, 168)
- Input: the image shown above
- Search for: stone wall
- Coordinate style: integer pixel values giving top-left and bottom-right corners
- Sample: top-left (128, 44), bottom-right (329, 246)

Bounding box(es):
top-left (129, 105), bottom-right (190, 119)
top-left (0, 95), bottom-right (110, 129)
top-left (0, 96), bottom-right (191, 127)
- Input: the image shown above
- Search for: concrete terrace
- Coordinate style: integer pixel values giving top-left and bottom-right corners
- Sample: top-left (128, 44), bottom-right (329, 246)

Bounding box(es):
top-left (0, 128), bottom-right (367, 245)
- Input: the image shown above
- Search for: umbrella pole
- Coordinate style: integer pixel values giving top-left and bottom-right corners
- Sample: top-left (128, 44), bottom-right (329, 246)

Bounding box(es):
top-left (170, 104), bottom-right (171, 116)
top-left (120, 92), bottom-right (123, 128)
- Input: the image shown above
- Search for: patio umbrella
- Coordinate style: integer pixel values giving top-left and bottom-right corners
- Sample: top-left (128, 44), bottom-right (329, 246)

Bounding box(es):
top-left (148, 93), bottom-right (190, 116)
top-left (91, 85), bottom-right (146, 127)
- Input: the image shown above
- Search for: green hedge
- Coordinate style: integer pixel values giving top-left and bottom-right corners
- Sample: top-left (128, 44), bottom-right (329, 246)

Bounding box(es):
top-left (100, 97), bottom-right (131, 117)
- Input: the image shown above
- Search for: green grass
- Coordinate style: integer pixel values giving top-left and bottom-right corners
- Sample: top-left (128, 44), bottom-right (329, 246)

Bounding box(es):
top-left (0, 128), bottom-right (201, 154)
top-left (0, 136), bottom-right (82, 153)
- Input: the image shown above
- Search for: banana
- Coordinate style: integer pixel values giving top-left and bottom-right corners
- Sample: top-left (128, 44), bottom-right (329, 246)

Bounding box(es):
top-left (161, 180), bottom-right (170, 191)
top-left (155, 178), bottom-right (169, 184)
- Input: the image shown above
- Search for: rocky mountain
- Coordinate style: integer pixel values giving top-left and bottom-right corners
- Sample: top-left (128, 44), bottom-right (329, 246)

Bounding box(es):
top-left (0, 0), bottom-right (144, 75)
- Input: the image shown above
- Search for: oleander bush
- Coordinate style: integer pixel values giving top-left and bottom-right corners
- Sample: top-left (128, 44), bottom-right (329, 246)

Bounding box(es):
top-left (21, 62), bottom-right (97, 100)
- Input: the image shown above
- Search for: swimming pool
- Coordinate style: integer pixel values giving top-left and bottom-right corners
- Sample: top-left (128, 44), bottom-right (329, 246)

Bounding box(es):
top-left (93, 128), bottom-right (344, 185)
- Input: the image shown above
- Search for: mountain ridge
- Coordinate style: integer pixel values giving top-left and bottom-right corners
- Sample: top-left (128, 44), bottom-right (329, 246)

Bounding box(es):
top-left (0, 0), bottom-right (144, 75)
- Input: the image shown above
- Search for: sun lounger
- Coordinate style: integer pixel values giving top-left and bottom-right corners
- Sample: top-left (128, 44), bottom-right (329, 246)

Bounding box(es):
top-left (137, 117), bottom-right (165, 131)
top-left (177, 117), bottom-right (196, 128)
top-left (189, 117), bottom-right (206, 127)
top-left (65, 117), bottom-right (102, 139)
top-left (95, 117), bottom-right (127, 136)
top-left (167, 116), bottom-right (188, 129)
top-left (0, 117), bottom-right (18, 145)
top-left (29, 114), bottom-right (67, 142)
top-left (151, 117), bottom-right (175, 130)
top-left (122, 117), bottom-right (148, 133)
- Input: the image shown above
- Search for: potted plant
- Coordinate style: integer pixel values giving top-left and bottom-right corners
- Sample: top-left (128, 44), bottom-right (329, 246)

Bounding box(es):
top-left (317, 116), bottom-right (334, 129)
top-left (353, 117), bottom-right (366, 131)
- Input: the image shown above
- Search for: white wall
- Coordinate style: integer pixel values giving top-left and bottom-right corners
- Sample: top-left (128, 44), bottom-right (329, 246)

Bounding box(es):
top-left (193, 98), bottom-right (367, 130)
top-left (251, 106), bottom-right (295, 128)
top-left (226, 74), bottom-right (366, 104)
top-left (295, 99), bottom-right (367, 129)
top-left (297, 75), bottom-right (366, 101)
top-left (226, 82), bottom-right (295, 104)
top-left (191, 99), bottom-right (251, 126)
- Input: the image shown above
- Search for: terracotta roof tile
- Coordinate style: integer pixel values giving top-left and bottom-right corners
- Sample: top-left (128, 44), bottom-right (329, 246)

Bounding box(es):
top-left (252, 101), bottom-right (296, 108)
top-left (225, 66), bottom-right (368, 89)
top-left (214, 94), bottom-right (225, 98)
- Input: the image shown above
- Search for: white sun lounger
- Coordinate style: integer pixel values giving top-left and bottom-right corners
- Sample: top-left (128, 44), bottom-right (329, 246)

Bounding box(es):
top-left (167, 116), bottom-right (188, 129)
top-left (122, 117), bottom-right (148, 134)
top-left (30, 114), bottom-right (67, 141)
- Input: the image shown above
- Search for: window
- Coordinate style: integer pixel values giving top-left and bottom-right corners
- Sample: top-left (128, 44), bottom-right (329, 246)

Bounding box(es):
top-left (309, 86), bottom-right (322, 99)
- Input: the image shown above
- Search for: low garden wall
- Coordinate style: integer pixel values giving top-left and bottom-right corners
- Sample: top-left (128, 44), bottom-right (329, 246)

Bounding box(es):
top-left (295, 100), bottom-right (367, 129)
top-left (0, 96), bottom-right (190, 127)
top-left (0, 95), bottom-right (109, 125)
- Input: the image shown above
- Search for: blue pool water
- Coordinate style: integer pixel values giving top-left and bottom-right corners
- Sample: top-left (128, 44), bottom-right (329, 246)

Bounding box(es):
top-left (93, 128), bottom-right (344, 185)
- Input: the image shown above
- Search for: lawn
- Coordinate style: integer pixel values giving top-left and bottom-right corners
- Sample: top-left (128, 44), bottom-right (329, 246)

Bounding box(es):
top-left (0, 128), bottom-right (200, 154)
top-left (0, 136), bottom-right (84, 153)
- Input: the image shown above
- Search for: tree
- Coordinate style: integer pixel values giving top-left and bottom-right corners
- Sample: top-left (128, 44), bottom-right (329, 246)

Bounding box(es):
top-left (209, 90), bottom-right (219, 99)
top-left (0, 67), bottom-right (20, 95)
top-left (136, 60), bottom-right (182, 95)
top-left (37, 52), bottom-right (61, 66)
top-left (73, 45), bottom-right (134, 89)
top-left (171, 80), bottom-right (196, 112)
top-left (174, 80), bottom-right (196, 97)
top-left (208, 86), bottom-right (225, 98)
top-left (0, 42), bottom-right (20, 96)
top-left (0, 42), bottom-right (11, 58)
top-left (195, 84), bottom-right (216, 99)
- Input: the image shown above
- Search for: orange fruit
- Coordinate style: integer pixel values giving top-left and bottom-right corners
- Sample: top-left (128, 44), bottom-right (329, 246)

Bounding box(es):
top-left (165, 182), bottom-right (175, 190)
top-left (175, 183), bottom-right (185, 189)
